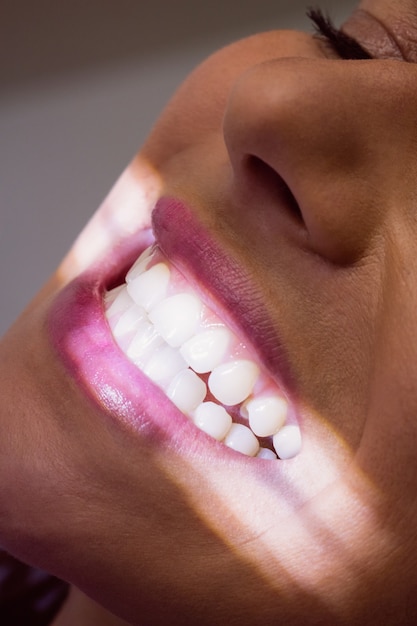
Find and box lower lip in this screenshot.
[47,197,296,462]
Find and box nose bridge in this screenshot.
[224,58,367,172]
[223,57,417,263]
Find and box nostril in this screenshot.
[245,155,304,224]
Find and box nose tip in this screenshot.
[223,57,399,264]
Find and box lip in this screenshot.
[47,196,297,460]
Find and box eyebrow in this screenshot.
[306,7,374,60]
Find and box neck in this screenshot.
[51,585,132,626]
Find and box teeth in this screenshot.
[256,447,278,460]
[126,263,170,312]
[180,327,231,373]
[148,293,202,348]
[192,402,232,441]
[125,320,165,366]
[166,369,207,413]
[105,245,302,461]
[112,303,147,339]
[106,286,135,319]
[126,247,154,282]
[104,284,124,308]
[208,360,259,406]
[143,345,187,386]
[273,425,302,460]
[223,423,259,457]
[242,394,288,438]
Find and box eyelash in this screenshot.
[306,7,373,60]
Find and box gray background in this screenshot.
[1,0,356,335]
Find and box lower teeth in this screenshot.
[104,245,302,460]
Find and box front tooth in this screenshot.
[166,369,207,413]
[273,425,302,460]
[148,293,202,348]
[192,402,232,441]
[126,320,164,365]
[111,303,147,339]
[208,360,259,406]
[126,263,170,312]
[223,423,259,457]
[180,327,231,373]
[143,345,187,385]
[242,395,288,438]
[106,286,135,319]
[126,246,154,282]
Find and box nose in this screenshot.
[223,57,417,264]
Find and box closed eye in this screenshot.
[307,7,374,61]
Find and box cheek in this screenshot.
[142,61,238,166]
[249,247,379,450]
[355,238,417,496]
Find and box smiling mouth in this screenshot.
[49,195,302,462]
[104,242,302,461]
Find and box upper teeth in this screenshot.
[104,245,302,460]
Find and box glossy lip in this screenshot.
[47,196,298,460]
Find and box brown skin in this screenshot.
[2,1,417,624]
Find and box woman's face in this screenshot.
[2,0,417,623]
